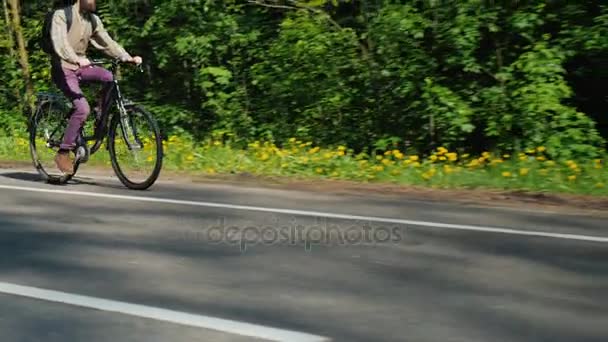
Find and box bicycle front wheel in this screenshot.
[108,105,163,190]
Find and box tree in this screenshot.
[6,0,34,114]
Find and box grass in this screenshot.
[2,133,607,196]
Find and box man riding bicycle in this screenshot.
[47,0,142,174]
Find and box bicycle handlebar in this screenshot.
[88,58,144,72]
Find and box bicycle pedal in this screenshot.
[75,146,89,164]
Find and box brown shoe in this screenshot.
[55,152,74,175]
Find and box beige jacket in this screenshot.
[50,1,131,70]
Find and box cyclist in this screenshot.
[48,0,142,174]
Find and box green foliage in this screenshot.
[1,0,606,160]
[251,12,366,147]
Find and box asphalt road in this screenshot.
[0,168,607,342]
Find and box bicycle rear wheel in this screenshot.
[108,105,163,190]
[29,102,79,184]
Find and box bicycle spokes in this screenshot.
[30,103,69,178]
[110,106,161,186]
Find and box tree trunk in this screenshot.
[7,0,35,115]
[2,0,15,57]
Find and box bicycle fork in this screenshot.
[117,100,143,151]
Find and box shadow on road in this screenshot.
[1,186,608,342]
[0,171,124,190]
[0,172,44,183]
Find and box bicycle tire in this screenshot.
[108,105,163,190]
[29,102,79,184]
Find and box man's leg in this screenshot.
[51,67,91,174]
[78,66,114,118]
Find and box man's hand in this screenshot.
[129,56,143,65]
[77,58,91,68]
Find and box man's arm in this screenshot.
[50,10,81,65]
[89,15,132,62]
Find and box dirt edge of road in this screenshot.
[185,172,608,215]
[2,160,607,217]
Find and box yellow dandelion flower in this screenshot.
[288,137,296,143]
[519,168,529,176]
[315,167,323,174]
[409,155,419,161]
[186,154,195,162]
[482,151,491,159]
[536,156,546,161]
[338,150,345,157]
[462,153,470,158]
[412,162,421,168]
[376,155,383,161]
[331,171,339,177]
[384,150,392,156]
[430,155,438,162]
[446,152,458,161]
[338,145,347,151]
[536,146,546,153]
[308,147,320,154]
[566,160,575,166]
[146,156,154,162]
[569,163,578,170]
[382,158,392,166]
[502,171,512,177]
[213,140,222,146]
[519,156,527,162]
[323,152,333,159]
[437,147,448,155]
[525,148,535,154]
[439,156,447,161]
[568,175,576,181]
[394,151,404,159]
[468,159,480,168]
[207,168,216,174]
[259,152,270,161]
[374,165,385,172]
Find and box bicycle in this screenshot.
[28,58,163,190]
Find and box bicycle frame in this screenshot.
[84,59,144,154]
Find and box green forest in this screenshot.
[1,0,607,161]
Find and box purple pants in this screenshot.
[51,66,113,150]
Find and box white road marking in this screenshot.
[0,282,329,342]
[0,184,607,243]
